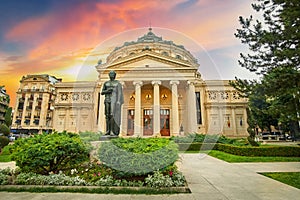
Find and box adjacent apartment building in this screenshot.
[0,86,10,125]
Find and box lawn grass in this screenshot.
[181,150,300,162]
[261,172,300,189]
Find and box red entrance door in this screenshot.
[143,109,153,136]
[160,109,170,136]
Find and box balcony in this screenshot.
[24,119,30,125]
[37,97,43,101]
[26,106,32,110]
[19,97,25,102]
[33,119,39,125]
[17,106,24,110]
[28,98,34,102]
[35,106,41,110]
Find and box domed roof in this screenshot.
[100,28,199,69]
[113,28,186,51]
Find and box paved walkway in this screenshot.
[0,154,299,200]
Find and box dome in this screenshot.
[104,28,198,66]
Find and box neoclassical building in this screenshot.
[12,29,248,137]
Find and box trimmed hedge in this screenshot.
[99,138,179,176]
[216,144,300,157]
[177,143,300,157]
[177,143,217,151]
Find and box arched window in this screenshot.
[176,55,182,60]
[162,51,169,56]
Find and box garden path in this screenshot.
[0,153,299,199]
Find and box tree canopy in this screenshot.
[233,0,300,138]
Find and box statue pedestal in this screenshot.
[99,135,118,141]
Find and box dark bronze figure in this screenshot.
[101,71,124,136]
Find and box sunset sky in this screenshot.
[0,0,259,107]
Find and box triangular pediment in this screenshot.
[105,51,197,71]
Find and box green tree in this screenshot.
[234,0,300,138]
[0,124,10,136]
[4,107,12,127]
[11,132,89,175]
[231,79,278,133]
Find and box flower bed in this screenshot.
[0,134,190,194]
[0,167,190,194]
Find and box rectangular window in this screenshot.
[195,92,202,124]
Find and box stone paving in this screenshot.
[0,153,299,200]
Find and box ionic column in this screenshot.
[170,80,180,136]
[98,83,105,133]
[133,81,143,136]
[218,106,224,134]
[243,106,248,135]
[187,81,197,133]
[119,81,126,136]
[152,81,161,136]
[231,106,237,135]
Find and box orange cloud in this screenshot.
[1,0,254,107]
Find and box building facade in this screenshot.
[11,75,60,134]
[0,86,10,125]
[12,29,248,137]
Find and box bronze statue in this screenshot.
[101,71,124,136]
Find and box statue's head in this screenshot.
[109,70,116,80]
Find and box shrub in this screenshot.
[145,170,173,188]
[171,134,246,146]
[15,172,87,186]
[0,136,9,149]
[247,136,260,146]
[11,132,89,175]
[177,143,217,151]
[99,138,179,176]
[1,144,13,155]
[94,175,115,186]
[170,171,186,187]
[79,131,102,142]
[216,144,300,157]
[64,161,114,183]
[0,173,8,185]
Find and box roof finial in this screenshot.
[149,20,152,32]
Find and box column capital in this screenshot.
[151,80,161,86]
[187,80,195,86]
[170,80,180,86]
[133,81,143,87]
[119,81,126,87]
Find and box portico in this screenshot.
[97,79,184,137]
